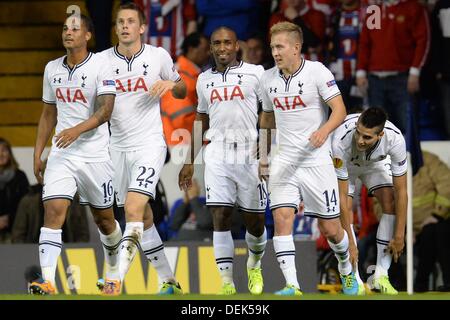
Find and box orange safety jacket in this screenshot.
[161,55,200,145]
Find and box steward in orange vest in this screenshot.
[161,33,210,145]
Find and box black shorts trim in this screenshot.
[270,203,298,212]
[42,195,73,202]
[368,184,393,195]
[304,211,340,219]
[80,202,113,210]
[128,189,155,200]
[238,206,266,214]
[206,202,235,208]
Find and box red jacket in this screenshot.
[357,0,430,74]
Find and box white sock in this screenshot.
[213,231,234,285]
[141,224,175,283]
[39,227,62,284]
[273,235,299,288]
[350,224,364,285]
[118,222,143,281]
[327,230,352,276]
[246,228,267,269]
[375,214,395,278]
[98,220,122,280]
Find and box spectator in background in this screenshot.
[136,0,198,58]
[328,0,365,112]
[161,32,210,146]
[168,178,213,241]
[150,180,171,241]
[241,34,274,70]
[0,138,29,243]
[356,0,430,133]
[269,0,326,60]
[168,179,245,241]
[429,0,450,139]
[413,151,450,292]
[196,0,262,41]
[12,186,90,243]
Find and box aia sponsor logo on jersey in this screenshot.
[116,77,148,92]
[273,96,306,110]
[55,88,87,103]
[210,86,244,104]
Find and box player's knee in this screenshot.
[245,215,265,236]
[318,220,340,241]
[43,205,66,228]
[124,203,146,220]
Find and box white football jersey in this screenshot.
[100,44,181,151]
[332,113,408,178]
[260,59,341,166]
[197,61,265,144]
[42,52,116,162]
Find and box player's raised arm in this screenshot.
[34,103,57,184]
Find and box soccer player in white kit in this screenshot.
[97,3,187,295]
[332,107,407,295]
[178,27,268,295]
[31,14,122,295]
[259,22,358,295]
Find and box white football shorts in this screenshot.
[268,160,340,219]
[43,155,114,209]
[344,158,393,197]
[204,142,266,213]
[110,145,167,206]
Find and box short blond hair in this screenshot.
[270,21,303,44]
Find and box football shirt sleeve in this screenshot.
[158,47,181,82]
[42,63,56,104]
[254,65,265,104]
[260,72,273,112]
[196,75,208,114]
[315,62,341,102]
[390,134,408,176]
[96,58,116,96]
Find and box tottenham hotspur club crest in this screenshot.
[298,81,303,94]
[237,74,243,84]
[143,63,148,75]
[81,74,87,87]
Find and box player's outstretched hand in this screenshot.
[309,127,329,148]
[149,80,176,97]
[55,127,81,149]
[178,164,194,191]
[258,161,269,181]
[385,237,404,263]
